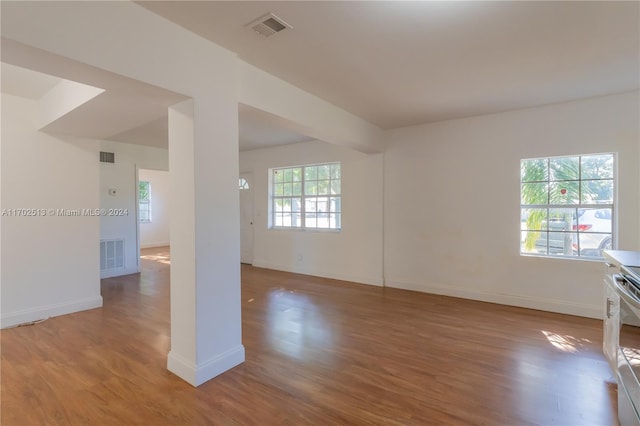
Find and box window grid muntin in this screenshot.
[520,153,614,259]
[271,163,341,230]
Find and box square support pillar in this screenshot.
[167,98,244,386]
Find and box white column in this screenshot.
[167,98,244,386]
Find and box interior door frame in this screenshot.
[135,165,141,273]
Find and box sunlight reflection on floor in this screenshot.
[267,288,333,360]
[622,347,640,367]
[541,330,592,353]
[140,254,171,265]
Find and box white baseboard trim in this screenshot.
[251,259,383,287]
[101,266,138,279]
[1,296,104,329]
[140,242,170,249]
[385,279,602,319]
[167,344,245,387]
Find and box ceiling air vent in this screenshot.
[247,13,292,38]
[100,151,115,163]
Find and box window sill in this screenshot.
[520,253,605,263]
[269,227,341,233]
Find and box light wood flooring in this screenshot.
[1,247,617,425]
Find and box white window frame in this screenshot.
[269,162,341,231]
[139,181,151,223]
[520,153,615,260]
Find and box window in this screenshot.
[139,181,151,223]
[270,162,341,230]
[239,178,250,190]
[520,153,614,259]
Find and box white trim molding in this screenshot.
[1,296,103,329]
[385,279,602,320]
[252,259,383,287]
[167,345,245,387]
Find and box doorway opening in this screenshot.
[138,168,170,253]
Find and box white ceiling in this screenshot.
[1,62,309,150]
[107,105,313,150]
[141,1,640,128]
[1,58,311,150]
[1,62,61,99]
[2,2,638,150]
[238,104,312,151]
[1,51,186,148]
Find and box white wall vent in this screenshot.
[100,151,115,163]
[247,13,292,37]
[100,239,124,272]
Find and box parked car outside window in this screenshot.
[531,208,612,257]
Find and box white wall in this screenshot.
[384,91,640,319]
[139,168,170,249]
[1,93,102,327]
[99,140,168,277]
[240,140,384,286]
[2,0,246,386]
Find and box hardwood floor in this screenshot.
[1,247,617,425]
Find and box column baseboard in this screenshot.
[167,345,245,386]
